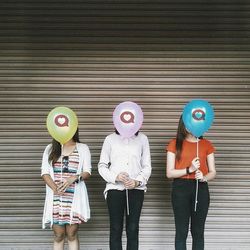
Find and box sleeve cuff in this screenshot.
[135,175,146,186]
[41,169,50,176]
[110,172,117,184]
[83,169,92,175]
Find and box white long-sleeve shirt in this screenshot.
[98,132,151,198]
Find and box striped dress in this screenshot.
[53,149,85,225]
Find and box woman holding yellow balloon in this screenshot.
[41,107,91,250]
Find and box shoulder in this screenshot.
[43,144,52,154]
[104,133,118,143]
[45,143,52,149]
[137,132,150,144]
[138,132,148,140]
[200,138,216,153]
[166,138,176,152]
[168,138,176,146]
[76,143,90,152]
[201,138,214,146]
[106,132,116,139]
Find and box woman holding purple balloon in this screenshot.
[166,100,216,250]
[98,101,152,250]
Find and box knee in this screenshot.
[175,227,189,240]
[126,223,139,235]
[110,223,123,234]
[67,231,78,242]
[54,232,65,243]
[191,228,204,239]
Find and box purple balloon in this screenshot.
[113,101,144,138]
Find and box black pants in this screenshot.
[107,189,144,250]
[172,179,210,250]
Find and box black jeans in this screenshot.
[172,179,210,250]
[107,189,144,250]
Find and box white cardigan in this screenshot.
[41,143,91,229]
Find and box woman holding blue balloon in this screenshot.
[166,100,216,250]
[98,101,151,250]
[41,107,91,250]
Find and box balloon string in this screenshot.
[196,137,199,157]
[194,137,199,212]
[61,144,63,182]
[60,144,63,215]
[126,189,130,216]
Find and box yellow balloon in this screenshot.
[46,107,78,144]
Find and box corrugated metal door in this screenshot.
[0,1,250,249]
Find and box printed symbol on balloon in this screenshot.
[192,109,205,121]
[54,114,69,127]
[120,111,135,124]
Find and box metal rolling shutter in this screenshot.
[0,1,249,249]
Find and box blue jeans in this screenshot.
[107,189,144,250]
[172,179,210,250]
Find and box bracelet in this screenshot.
[78,175,82,182]
[186,167,190,175]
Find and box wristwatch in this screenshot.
[137,181,142,187]
[75,174,82,183]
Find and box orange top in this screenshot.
[166,138,215,179]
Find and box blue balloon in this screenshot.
[182,99,214,138]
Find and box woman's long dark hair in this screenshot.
[48,128,80,165]
[175,115,188,161]
[175,115,203,161]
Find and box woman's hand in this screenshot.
[52,184,63,196]
[116,172,129,183]
[124,179,137,189]
[57,176,77,193]
[189,157,200,173]
[195,170,204,181]
[116,172,138,189]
